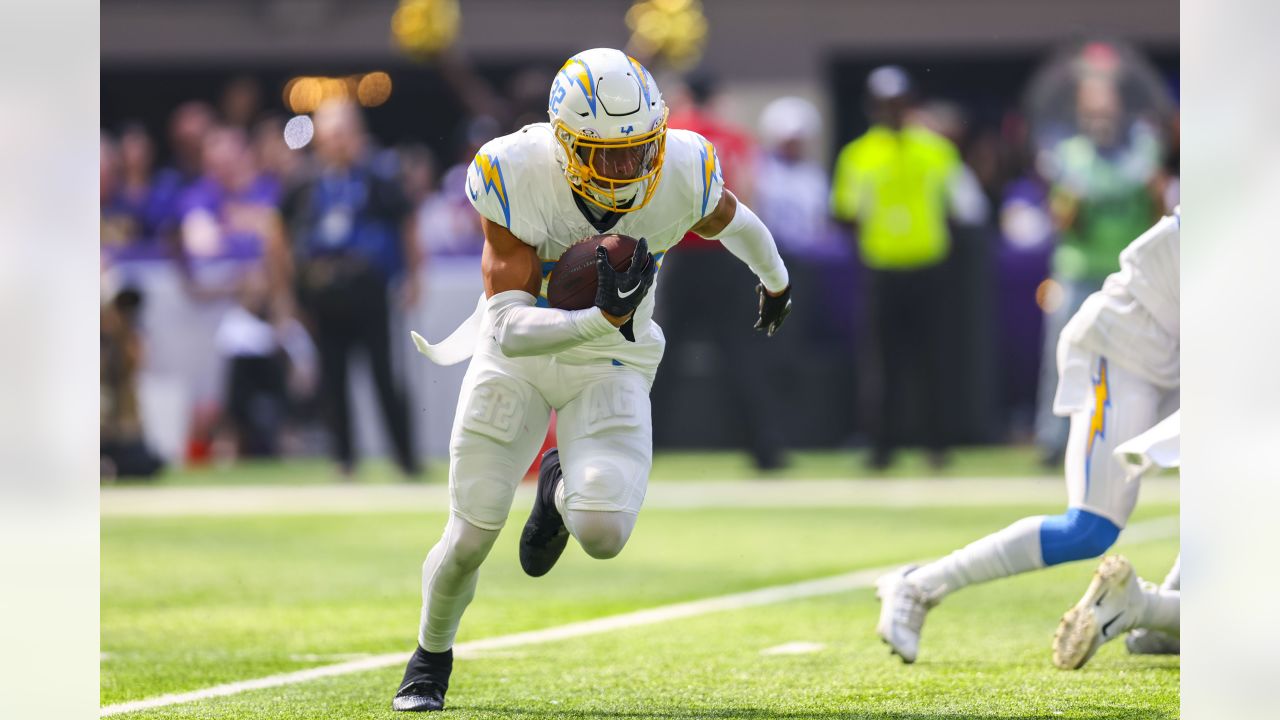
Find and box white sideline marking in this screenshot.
[99,516,1178,717]
[286,653,372,663]
[761,641,826,656]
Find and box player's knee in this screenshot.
[571,456,642,506]
[567,510,634,559]
[448,534,494,572]
[431,518,499,575]
[579,529,627,559]
[1039,508,1120,565]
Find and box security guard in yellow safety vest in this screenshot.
[830,65,964,470]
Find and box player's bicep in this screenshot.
[480,217,541,298]
[690,188,738,238]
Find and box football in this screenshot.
[545,233,640,310]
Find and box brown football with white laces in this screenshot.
[545,233,640,310]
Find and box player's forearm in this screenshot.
[487,290,616,357]
[708,202,790,293]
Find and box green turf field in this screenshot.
[102,456,1179,719]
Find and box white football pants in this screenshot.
[1059,354,1180,528]
[417,338,655,651]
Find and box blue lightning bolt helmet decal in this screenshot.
[559,56,598,117]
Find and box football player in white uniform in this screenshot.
[876,209,1180,664]
[392,48,792,711]
[1052,410,1181,670]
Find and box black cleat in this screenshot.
[519,448,570,577]
[392,646,452,712]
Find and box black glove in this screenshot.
[754,284,792,337]
[595,237,656,341]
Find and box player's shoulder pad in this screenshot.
[464,125,554,229]
[666,128,724,220]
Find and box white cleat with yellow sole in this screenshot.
[1052,555,1144,670]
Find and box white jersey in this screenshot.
[465,123,725,370]
[1056,210,1180,411]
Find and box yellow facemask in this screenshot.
[553,108,668,213]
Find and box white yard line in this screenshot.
[100,477,1179,516]
[286,653,373,663]
[99,515,1178,717]
[760,641,826,655]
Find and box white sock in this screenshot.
[1137,584,1180,635]
[909,516,1047,598]
[417,514,500,652]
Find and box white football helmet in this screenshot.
[548,48,667,213]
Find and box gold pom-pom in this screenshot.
[392,0,461,59]
[626,0,707,72]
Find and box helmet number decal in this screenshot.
[549,81,567,114]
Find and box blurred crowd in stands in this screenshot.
[100,42,1179,479]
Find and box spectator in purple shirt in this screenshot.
[101,133,140,249]
[116,123,170,239]
[103,124,176,250]
[177,126,282,290]
[149,101,216,243]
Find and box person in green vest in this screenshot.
[830,66,965,470]
[1034,75,1162,466]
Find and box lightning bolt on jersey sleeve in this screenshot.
[688,132,726,224]
[465,147,514,229]
[682,131,787,292]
